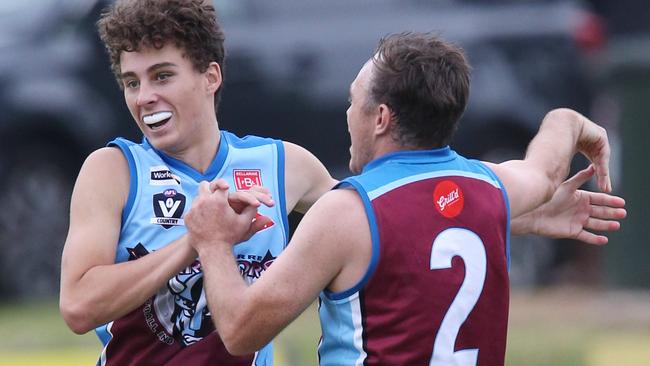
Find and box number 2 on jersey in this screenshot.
[429,228,487,366]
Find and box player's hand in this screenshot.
[511,165,626,244]
[209,180,275,212]
[576,115,611,192]
[228,185,275,214]
[186,180,265,250]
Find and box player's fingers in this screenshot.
[575,230,609,246]
[239,203,260,224]
[198,181,212,196]
[249,185,271,195]
[249,190,274,208]
[588,192,626,208]
[247,185,274,207]
[209,178,230,192]
[596,171,612,193]
[585,217,621,232]
[590,205,628,220]
[229,191,261,209]
[593,146,611,193]
[564,165,595,191]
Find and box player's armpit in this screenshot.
[283,141,339,214]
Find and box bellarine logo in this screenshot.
[234,169,262,191]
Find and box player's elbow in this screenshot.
[217,305,265,355]
[220,325,261,356]
[223,339,258,356]
[59,297,96,334]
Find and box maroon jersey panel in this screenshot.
[103,298,255,366]
[361,176,509,366]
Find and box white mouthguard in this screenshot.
[143,112,172,125]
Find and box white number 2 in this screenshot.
[429,228,487,366]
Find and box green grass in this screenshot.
[1,289,649,365]
[0,301,100,365]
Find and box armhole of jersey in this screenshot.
[274,140,290,241]
[108,138,138,228]
[323,179,381,300]
[474,160,512,271]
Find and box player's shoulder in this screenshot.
[282,140,312,158]
[307,188,364,222]
[76,147,129,189]
[282,140,328,172]
[83,146,128,170]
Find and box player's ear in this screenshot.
[375,103,393,136]
[205,62,222,94]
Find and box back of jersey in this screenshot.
[319,148,510,366]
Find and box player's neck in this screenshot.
[165,119,221,174]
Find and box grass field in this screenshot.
[1,288,648,365]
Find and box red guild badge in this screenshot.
[234,169,263,191]
[433,180,464,218]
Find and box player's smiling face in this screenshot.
[346,60,377,174]
[119,43,220,154]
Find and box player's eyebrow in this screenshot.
[119,62,178,80]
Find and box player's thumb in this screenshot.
[239,204,259,225]
[565,165,595,191]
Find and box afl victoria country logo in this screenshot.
[151,189,186,229]
[433,180,464,218]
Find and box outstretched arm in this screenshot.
[511,165,626,244]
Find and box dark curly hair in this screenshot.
[369,32,471,149]
[97,0,226,108]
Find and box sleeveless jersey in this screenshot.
[95,130,289,366]
[318,147,510,366]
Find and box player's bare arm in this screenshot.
[283,141,339,213]
[186,185,365,355]
[59,147,197,334]
[486,108,610,218]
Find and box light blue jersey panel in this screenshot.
[96,130,288,366]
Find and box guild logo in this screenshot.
[150,166,180,186]
[151,189,186,229]
[433,180,464,218]
[233,169,262,191]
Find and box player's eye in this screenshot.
[124,79,139,89]
[156,72,173,82]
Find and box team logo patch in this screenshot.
[237,250,276,285]
[233,169,262,191]
[127,243,150,260]
[150,166,181,186]
[433,180,464,218]
[151,189,186,229]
